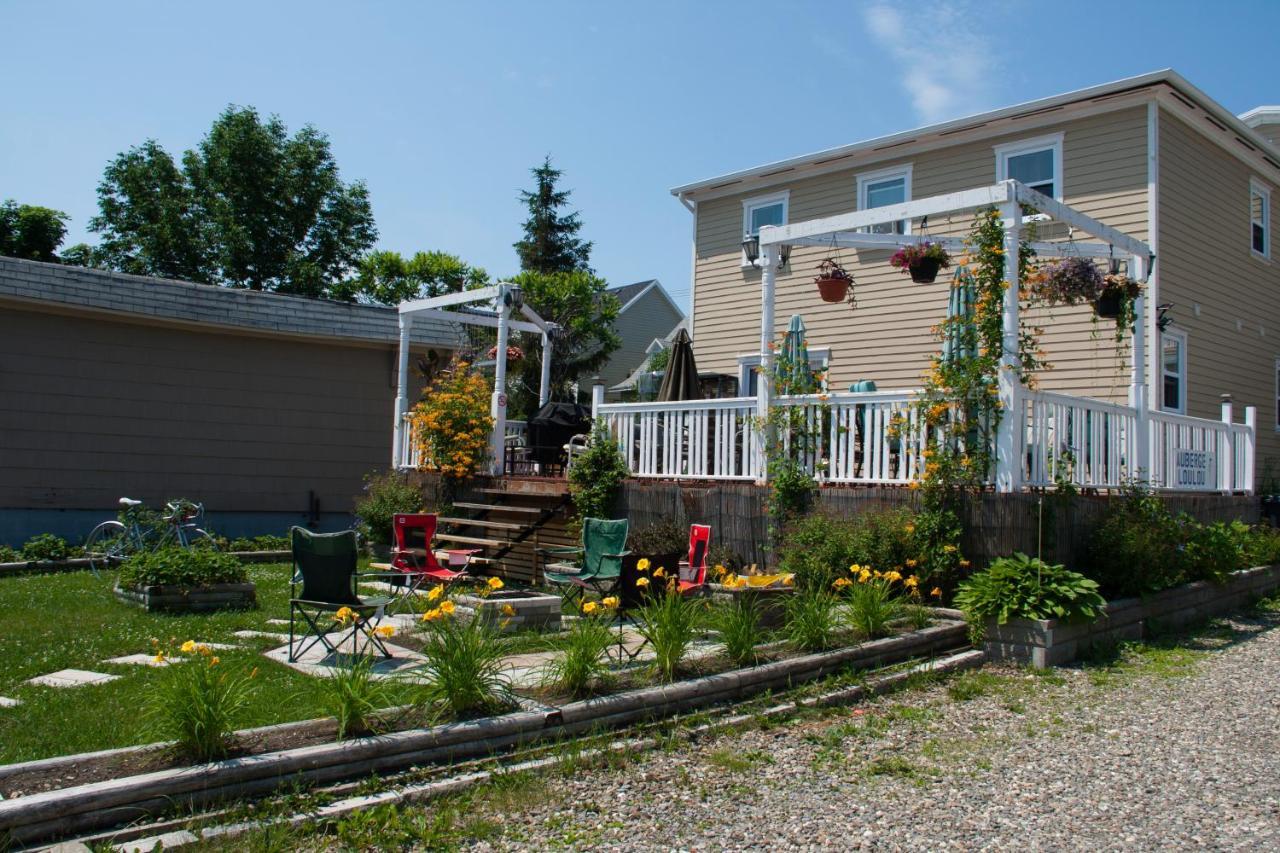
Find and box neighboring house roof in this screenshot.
[608,279,685,317]
[1240,106,1280,127]
[671,69,1280,200]
[0,256,459,349]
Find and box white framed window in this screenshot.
[1251,179,1270,259]
[741,191,789,266]
[995,133,1064,201]
[1274,357,1280,431]
[1161,328,1187,415]
[856,164,912,234]
[737,347,829,396]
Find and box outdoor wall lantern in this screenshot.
[503,286,524,310]
[741,235,791,269]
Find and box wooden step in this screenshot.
[479,487,568,500]
[434,533,508,548]
[438,517,529,532]
[452,502,544,516]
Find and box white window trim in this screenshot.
[741,190,790,267]
[1161,327,1188,415]
[994,132,1065,203]
[856,164,913,235]
[737,346,830,393]
[1250,178,1271,261]
[1274,356,1280,432]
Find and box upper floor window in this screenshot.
[1251,179,1270,259]
[741,191,789,265]
[1161,328,1187,415]
[995,133,1064,201]
[857,165,912,234]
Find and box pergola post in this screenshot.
[491,288,512,476]
[756,245,780,483]
[539,330,553,408]
[994,202,1022,493]
[1130,254,1149,483]
[392,314,414,469]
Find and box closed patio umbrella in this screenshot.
[656,328,701,401]
[778,314,816,395]
[941,270,978,364]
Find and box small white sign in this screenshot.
[497,392,507,409]
[1174,449,1211,488]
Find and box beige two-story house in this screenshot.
[671,70,1280,485]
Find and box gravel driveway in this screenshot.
[464,606,1280,851]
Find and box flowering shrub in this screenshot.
[889,241,952,274]
[149,640,254,760]
[411,359,494,480]
[414,579,515,719]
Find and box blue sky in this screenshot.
[3,1,1276,312]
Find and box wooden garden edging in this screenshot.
[0,620,967,845]
[983,563,1280,667]
[0,551,289,579]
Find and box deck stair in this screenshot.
[435,482,572,582]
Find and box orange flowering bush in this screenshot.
[411,359,494,480]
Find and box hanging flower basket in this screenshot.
[486,344,525,363]
[813,258,853,303]
[1094,273,1141,320]
[1033,257,1104,307]
[889,242,951,284]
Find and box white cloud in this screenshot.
[863,1,1002,125]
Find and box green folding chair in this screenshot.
[288,527,393,663]
[539,518,629,606]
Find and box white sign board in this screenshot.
[1174,448,1212,489]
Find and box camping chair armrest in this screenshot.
[537,545,583,558]
[602,550,632,560]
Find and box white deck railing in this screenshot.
[400,415,526,472]
[596,388,1256,494]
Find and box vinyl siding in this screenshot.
[1157,109,1280,480]
[598,289,685,389]
[0,306,408,515]
[691,107,1150,401]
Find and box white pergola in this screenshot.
[392,283,556,474]
[755,179,1155,493]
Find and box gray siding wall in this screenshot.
[598,290,684,389]
[0,306,400,533]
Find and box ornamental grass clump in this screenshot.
[784,588,841,652]
[841,565,909,639]
[415,598,513,720]
[149,641,254,761]
[955,552,1105,625]
[323,654,397,740]
[542,598,619,697]
[710,596,763,667]
[635,586,703,682]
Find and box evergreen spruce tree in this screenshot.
[514,156,592,273]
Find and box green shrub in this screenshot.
[844,577,905,639]
[21,533,70,561]
[784,588,842,651]
[414,612,513,719]
[567,421,628,525]
[0,544,20,563]
[711,597,763,667]
[541,614,615,698]
[778,509,920,593]
[1240,522,1280,568]
[635,588,703,682]
[955,553,1105,625]
[628,520,687,555]
[149,643,253,761]
[1086,487,1186,597]
[1185,520,1246,584]
[118,548,248,588]
[227,534,290,552]
[355,471,424,548]
[322,655,396,740]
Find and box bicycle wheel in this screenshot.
[85,521,131,577]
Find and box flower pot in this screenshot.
[1093,289,1123,319]
[908,258,941,284]
[815,276,850,303]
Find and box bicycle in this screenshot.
[84,497,219,576]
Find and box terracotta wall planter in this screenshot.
[113,582,257,613]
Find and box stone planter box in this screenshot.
[113,582,257,613]
[707,582,794,628]
[983,564,1280,667]
[454,589,561,633]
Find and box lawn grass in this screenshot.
[0,563,417,765]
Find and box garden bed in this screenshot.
[114,581,257,612]
[983,564,1280,667]
[0,619,967,845]
[0,550,290,578]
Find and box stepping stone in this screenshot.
[28,669,120,688]
[103,653,176,668]
[234,630,290,642]
[0,696,19,708]
[264,639,424,680]
[266,618,291,626]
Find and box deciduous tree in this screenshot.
[0,200,70,262]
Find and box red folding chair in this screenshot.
[367,514,468,611]
[677,524,711,596]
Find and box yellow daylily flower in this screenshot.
[153,653,166,665]
[427,585,444,602]
[635,576,650,588]
[500,604,516,617]
[602,596,620,609]
[636,558,651,572]
[582,601,599,615]
[653,567,667,579]
[439,600,456,615]
[180,640,197,654]
[930,587,943,599]
[487,576,504,591]
[422,608,441,622]
[374,625,396,638]
[832,577,852,589]
[904,576,919,589]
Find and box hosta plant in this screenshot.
[954,553,1105,625]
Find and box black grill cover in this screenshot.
[526,402,592,464]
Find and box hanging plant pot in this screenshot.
[1093,288,1123,319]
[909,258,941,284]
[815,276,850,303]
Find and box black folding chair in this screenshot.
[288,527,393,663]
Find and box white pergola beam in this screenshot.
[403,307,542,334]
[518,303,550,332]
[399,285,503,315]
[784,231,1120,259]
[1012,184,1151,261]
